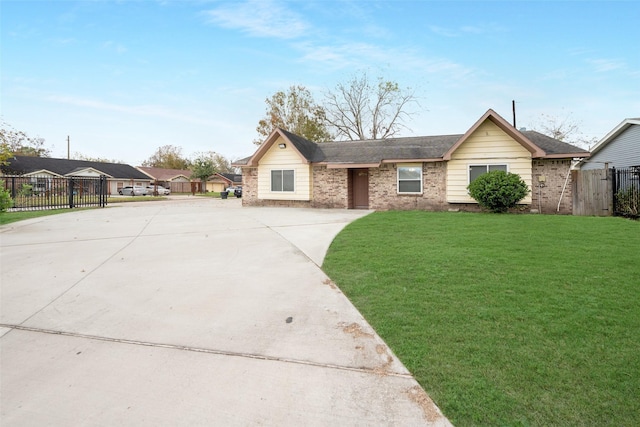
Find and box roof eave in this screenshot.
[381,158,443,164]
[23,169,63,177]
[539,152,591,159]
[587,118,640,157]
[324,162,381,169]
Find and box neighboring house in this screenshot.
[137,166,194,193]
[234,109,590,214]
[2,156,151,195]
[205,173,232,193]
[136,167,243,193]
[576,118,640,170]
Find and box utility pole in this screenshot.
[67,136,70,159]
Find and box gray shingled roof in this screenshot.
[312,135,462,164]
[233,126,589,167]
[521,131,589,155]
[2,156,151,180]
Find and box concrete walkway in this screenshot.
[0,197,451,426]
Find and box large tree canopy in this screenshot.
[141,145,191,169]
[0,121,51,162]
[209,152,235,174]
[254,85,332,145]
[190,151,217,192]
[323,71,418,141]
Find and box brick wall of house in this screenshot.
[243,159,575,214]
[311,166,349,208]
[241,168,259,206]
[368,163,449,211]
[241,167,313,207]
[531,159,573,214]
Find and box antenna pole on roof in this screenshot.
[67,136,70,159]
[512,100,516,128]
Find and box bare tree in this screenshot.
[531,112,598,149]
[323,71,418,141]
[254,85,332,145]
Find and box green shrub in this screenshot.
[0,181,13,212]
[467,170,529,213]
[18,183,33,197]
[615,185,639,217]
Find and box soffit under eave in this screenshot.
[538,153,591,160]
[442,109,545,160]
[323,162,382,169]
[381,158,443,164]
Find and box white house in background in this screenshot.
[578,118,640,170]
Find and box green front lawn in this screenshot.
[323,211,639,426]
[0,208,92,225]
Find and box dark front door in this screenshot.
[350,168,369,209]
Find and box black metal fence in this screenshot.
[1,174,108,211]
[612,167,640,218]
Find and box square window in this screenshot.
[397,165,422,194]
[469,164,508,183]
[271,169,294,192]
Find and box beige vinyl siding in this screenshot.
[447,121,533,203]
[258,136,312,200]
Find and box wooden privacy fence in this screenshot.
[572,169,612,216]
[573,167,640,217]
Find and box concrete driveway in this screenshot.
[0,197,451,426]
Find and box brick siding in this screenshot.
[242,159,575,214]
[311,166,349,208]
[531,159,574,214]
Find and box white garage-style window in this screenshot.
[397,164,422,194]
[469,164,508,183]
[271,169,295,192]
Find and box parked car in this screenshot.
[146,185,170,195]
[118,186,148,196]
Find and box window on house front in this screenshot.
[469,164,508,183]
[397,165,422,194]
[271,169,295,192]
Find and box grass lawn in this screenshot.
[323,211,639,426]
[0,208,93,225]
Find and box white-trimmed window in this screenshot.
[271,169,295,192]
[397,164,422,194]
[469,164,508,183]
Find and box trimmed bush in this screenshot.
[467,170,529,213]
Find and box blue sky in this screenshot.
[2,0,639,165]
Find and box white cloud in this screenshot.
[586,58,625,73]
[294,40,475,83]
[429,23,505,37]
[46,94,221,127]
[202,0,308,39]
[102,40,127,54]
[428,25,459,38]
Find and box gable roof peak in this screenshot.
[442,108,545,160]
